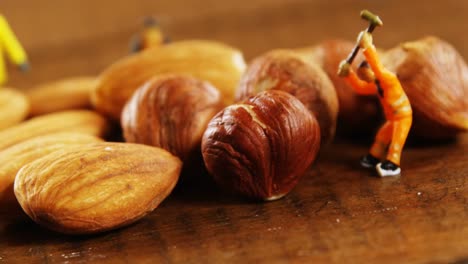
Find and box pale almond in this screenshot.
[0,88,29,130]
[14,142,182,234]
[27,77,97,116]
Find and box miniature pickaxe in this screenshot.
[338,10,383,76]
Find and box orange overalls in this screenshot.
[131,26,165,53]
[344,44,412,166]
[140,26,165,50]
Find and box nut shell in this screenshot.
[93,40,246,121]
[0,110,110,151]
[122,75,223,162]
[383,36,468,139]
[0,88,30,131]
[14,142,182,234]
[202,90,320,201]
[0,133,102,212]
[236,50,337,144]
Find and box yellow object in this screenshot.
[130,24,166,53]
[0,15,28,85]
[141,26,165,50]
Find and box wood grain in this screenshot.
[0,0,467,263]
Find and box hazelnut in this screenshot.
[236,49,338,144]
[122,75,223,162]
[202,90,320,201]
[297,40,382,136]
[383,36,468,139]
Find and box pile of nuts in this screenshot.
[0,36,467,235]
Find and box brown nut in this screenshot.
[0,110,110,151]
[202,90,320,201]
[383,36,468,139]
[27,76,97,116]
[236,49,338,144]
[297,40,382,135]
[0,88,29,131]
[0,132,102,213]
[122,75,223,162]
[93,40,246,121]
[14,142,182,235]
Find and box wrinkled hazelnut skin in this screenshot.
[236,50,338,144]
[383,36,468,139]
[202,90,320,201]
[122,75,223,162]
[297,40,382,136]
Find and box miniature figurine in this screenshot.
[0,14,29,86]
[338,10,413,177]
[129,16,169,53]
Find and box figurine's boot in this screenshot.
[376,160,400,177]
[360,154,380,168]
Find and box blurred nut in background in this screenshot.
[27,76,97,116]
[297,39,382,136]
[122,75,223,162]
[383,36,468,139]
[93,40,246,121]
[0,88,29,131]
[236,50,338,144]
[14,142,182,235]
[202,90,320,201]
[0,110,110,151]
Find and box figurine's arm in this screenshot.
[0,15,28,67]
[129,35,142,53]
[344,70,377,95]
[358,32,393,80]
[362,45,392,80]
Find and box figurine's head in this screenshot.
[357,61,375,83]
[143,16,159,28]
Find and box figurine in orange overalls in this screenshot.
[338,31,412,177]
[129,17,169,53]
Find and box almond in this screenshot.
[27,77,97,116]
[93,40,246,121]
[0,88,29,130]
[14,142,182,234]
[0,110,110,151]
[0,133,102,212]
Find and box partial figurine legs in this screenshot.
[376,116,412,177]
[360,121,392,168]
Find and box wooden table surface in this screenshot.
[0,1,467,263]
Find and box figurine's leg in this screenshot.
[376,116,412,177]
[360,121,392,168]
[386,116,412,166]
[369,121,393,159]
